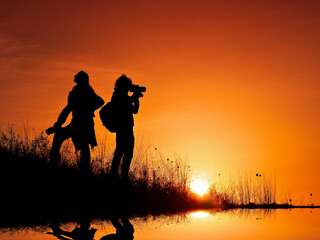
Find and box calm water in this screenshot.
[1,208,319,240]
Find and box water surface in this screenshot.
[0,208,319,240]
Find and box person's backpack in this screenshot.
[99,102,117,133]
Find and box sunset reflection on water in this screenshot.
[190,210,210,219]
[0,209,319,240]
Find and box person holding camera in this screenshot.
[109,74,145,181]
[46,71,104,176]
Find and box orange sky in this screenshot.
[1,0,320,203]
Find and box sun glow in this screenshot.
[190,178,210,196]
[190,211,210,219]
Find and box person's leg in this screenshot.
[80,144,91,178]
[121,131,134,181]
[49,126,72,167]
[121,217,134,233]
[110,132,124,177]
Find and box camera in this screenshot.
[130,84,146,98]
[130,84,146,93]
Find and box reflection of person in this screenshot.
[47,219,97,240]
[47,217,134,240]
[110,75,142,181]
[47,71,104,176]
[100,217,135,240]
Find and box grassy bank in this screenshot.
[0,125,214,225]
[0,124,309,226]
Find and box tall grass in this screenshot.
[0,124,285,212]
[0,124,50,159]
[210,172,278,206]
[130,150,191,194]
[87,131,192,196]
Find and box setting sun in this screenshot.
[190,178,210,196]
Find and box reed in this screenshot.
[0,123,50,159]
[0,124,197,215]
[210,171,278,207]
[0,123,284,215]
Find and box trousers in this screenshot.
[110,130,134,179]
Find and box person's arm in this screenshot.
[46,91,73,135]
[55,90,73,127]
[132,99,139,114]
[54,105,72,127]
[131,93,140,114]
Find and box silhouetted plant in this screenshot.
[211,171,278,207]
[1,124,285,214]
[0,124,50,159]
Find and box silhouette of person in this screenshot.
[110,75,142,181]
[47,217,134,240]
[47,71,104,176]
[48,218,97,240]
[100,217,135,240]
